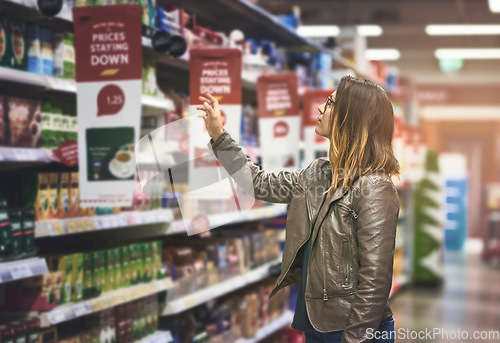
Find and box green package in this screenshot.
[113,247,122,290]
[72,253,84,301]
[129,244,138,285]
[104,249,115,293]
[85,127,135,182]
[120,246,130,287]
[8,19,27,70]
[63,255,73,303]
[0,16,12,67]
[83,253,93,299]
[62,32,75,79]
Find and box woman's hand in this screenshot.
[197,93,224,141]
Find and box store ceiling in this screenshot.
[261,0,500,84]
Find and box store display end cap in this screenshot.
[37,0,63,17]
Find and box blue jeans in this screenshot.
[304,316,395,343]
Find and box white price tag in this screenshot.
[9,264,33,280]
[118,215,130,226]
[132,213,144,225]
[144,214,156,224]
[12,148,37,161]
[93,217,102,230]
[48,311,66,324]
[73,302,92,317]
[110,216,121,228]
[101,216,112,228]
[155,280,166,292]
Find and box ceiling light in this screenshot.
[488,0,500,12]
[365,49,400,60]
[426,25,500,35]
[435,48,500,59]
[297,25,340,37]
[357,25,383,36]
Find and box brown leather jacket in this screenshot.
[211,131,399,343]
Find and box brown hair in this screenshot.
[327,76,400,191]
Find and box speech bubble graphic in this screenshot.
[273,120,289,138]
[135,116,256,236]
[97,84,125,117]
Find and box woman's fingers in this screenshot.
[198,96,209,103]
[205,94,219,108]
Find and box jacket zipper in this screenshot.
[277,183,312,286]
[322,220,328,300]
[342,240,350,286]
[336,203,359,219]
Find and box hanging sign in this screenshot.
[73,5,142,207]
[303,90,331,164]
[257,73,300,171]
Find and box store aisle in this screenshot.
[390,241,500,342]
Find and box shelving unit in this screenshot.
[0,257,49,284]
[35,203,287,238]
[41,277,174,327]
[234,310,294,343]
[0,0,416,340]
[162,257,282,316]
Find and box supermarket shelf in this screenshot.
[139,331,174,343]
[40,277,174,327]
[165,0,324,52]
[170,204,288,234]
[0,257,49,284]
[35,204,287,238]
[234,310,294,343]
[35,209,175,238]
[0,67,175,112]
[161,257,282,316]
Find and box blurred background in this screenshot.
[0,0,499,342]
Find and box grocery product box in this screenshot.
[0,272,60,311]
[72,253,84,302]
[3,97,42,147]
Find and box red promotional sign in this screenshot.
[53,140,79,167]
[273,121,289,138]
[189,49,242,104]
[97,84,125,116]
[257,73,299,118]
[73,5,142,82]
[303,89,332,126]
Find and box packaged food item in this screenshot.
[72,253,84,301]
[0,325,15,343]
[142,58,157,96]
[47,173,59,219]
[8,208,23,258]
[91,251,102,297]
[21,208,35,255]
[104,249,115,292]
[26,318,41,343]
[53,32,64,77]
[0,95,4,144]
[62,32,75,79]
[0,16,11,67]
[57,173,70,218]
[68,172,81,217]
[0,199,12,259]
[48,255,73,304]
[5,97,42,147]
[26,24,42,74]
[8,19,27,70]
[41,28,54,76]
[83,253,93,299]
[35,173,49,221]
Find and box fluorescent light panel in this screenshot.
[297,25,339,37]
[297,25,382,37]
[357,25,383,36]
[426,24,500,35]
[365,49,400,60]
[488,0,500,12]
[435,48,500,59]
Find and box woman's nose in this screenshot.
[318,103,325,113]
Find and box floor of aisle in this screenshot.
[390,241,500,342]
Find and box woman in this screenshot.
[197,76,400,343]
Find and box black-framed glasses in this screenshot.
[324,96,335,113]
